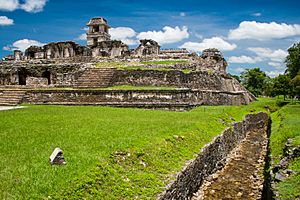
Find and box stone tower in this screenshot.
[86,17,111,46]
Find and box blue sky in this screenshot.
[1,0,300,77]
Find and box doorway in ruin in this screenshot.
[42,70,51,85]
[18,68,27,85]
[94,26,99,32]
[93,38,98,45]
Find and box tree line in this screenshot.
[231,43,300,100]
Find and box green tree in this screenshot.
[286,43,300,79]
[262,76,274,97]
[240,68,267,96]
[272,74,291,100]
[291,72,300,98]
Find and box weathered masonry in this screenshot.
[0,16,256,108]
[159,112,271,199]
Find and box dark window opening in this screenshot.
[27,51,35,59]
[18,69,27,85]
[42,71,51,84]
[93,26,99,32]
[93,38,98,45]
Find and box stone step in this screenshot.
[77,78,112,81]
[80,71,114,74]
[0,103,17,106]
[77,79,112,83]
[0,93,26,96]
[77,77,113,80]
[0,101,20,104]
[0,90,26,105]
[0,97,22,100]
[0,99,20,102]
[78,74,114,78]
[0,91,26,94]
[82,69,114,71]
[84,72,114,74]
[0,101,18,103]
[78,76,113,78]
[77,85,109,87]
[75,68,115,88]
[0,99,19,101]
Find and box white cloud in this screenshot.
[266,70,285,78]
[228,21,300,40]
[228,55,262,64]
[0,0,47,13]
[248,47,288,62]
[0,0,19,11]
[180,12,186,17]
[252,13,262,17]
[195,33,203,39]
[77,33,86,41]
[2,46,11,51]
[0,16,14,26]
[137,26,189,45]
[179,37,237,52]
[268,62,284,69]
[109,27,138,45]
[20,0,48,13]
[234,67,246,73]
[3,39,45,52]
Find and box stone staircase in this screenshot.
[0,90,26,106]
[76,68,116,88]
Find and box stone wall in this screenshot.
[22,89,252,107]
[26,77,48,87]
[24,41,91,60]
[92,40,130,57]
[111,69,249,92]
[158,112,270,199]
[0,61,89,87]
[134,39,160,56]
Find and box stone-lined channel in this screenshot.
[159,112,271,200]
[192,123,269,199]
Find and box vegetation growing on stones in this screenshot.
[270,103,300,199]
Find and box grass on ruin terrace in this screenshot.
[0,98,287,199]
[25,85,181,91]
[95,59,188,68]
[95,59,190,70]
[95,59,193,73]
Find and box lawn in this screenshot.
[0,98,277,199]
[270,102,300,199]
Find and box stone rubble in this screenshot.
[49,147,66,165]
[271,138,300,197]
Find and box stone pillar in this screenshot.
[14,50,23,61]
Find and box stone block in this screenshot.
[49,147,66,165]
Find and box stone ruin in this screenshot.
[49,147,66,165]
[24,41,91,60]
[134,39,160,56]
[0,16,256,108]
[3,16,189,61]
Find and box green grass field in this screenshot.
[270,102,300,199]
[0,98,286,199]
